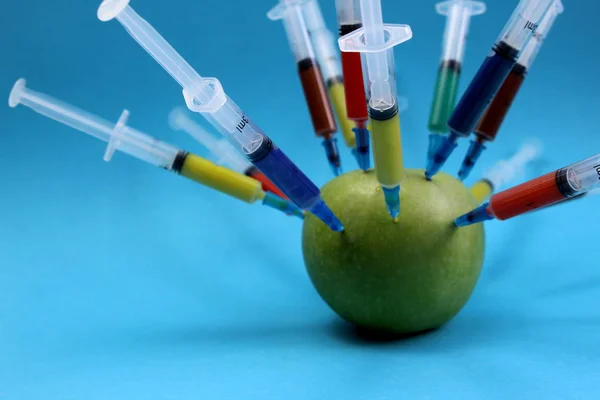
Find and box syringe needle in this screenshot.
[98,0,343,232]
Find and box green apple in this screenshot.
[302,169,485,335]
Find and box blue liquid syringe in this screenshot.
[426,0,555,180]
[97,0,343,232]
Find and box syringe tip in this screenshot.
[425,133,460,180]
[97,0,130,22]
[353,149,370,172]
[458,140,487,181]
[309,200,344,232]
[382,186,400,219]
[352,127,371,172]
[454,203,493,227]
[331,164,343,177]
[322,137,342,178]
[427,133,444,165]
[8,78,26,108]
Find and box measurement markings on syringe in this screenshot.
[236,115,250,134]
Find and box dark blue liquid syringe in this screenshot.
[425,0,555,180]
[97,0,344,231]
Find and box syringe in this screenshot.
[456,152,600,227]
[469,138,543,204]
[427,0,486,164]
[426,0,555,180]
[302,0,360,170]
[339,0,412,219]
[335,0,370,171]
[458,0,563,181]
[268,0,342,176]
[98,0,343,232]
[8,79,304,219]
[169,108,287,199]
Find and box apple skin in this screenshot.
[302,169,485,335]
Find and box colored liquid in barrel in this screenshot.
[448,41,518,137]
[475,64,526,141]
[248,138,320,209]
[339,23,368,123]
[490,169,576,220]
[246,166,288,199]
[428,60,461,133]
[298,58,337,137]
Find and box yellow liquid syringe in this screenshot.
[339,0,412,219]
[8,79,304,219]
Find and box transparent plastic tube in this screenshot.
[98,1,263,154]
[268,0,315,62]
[565,155,600,195]
[438,0,486,64]
[515,0,563,70]
[9,78,178,168]
[497,0,555,51]
[336,0,362,26]
[303,0,343,82]
[169,108,251,174]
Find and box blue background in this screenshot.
[1,0,599,398]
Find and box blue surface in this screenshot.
[1,0,600,398]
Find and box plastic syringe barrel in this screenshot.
[98,1,344,232]
[338,3,412,113]
[303,0,343,82]
[515,0,563,70]
[564,154,600,196]
[360,0,394,110]
[8,79,179,169]
[268,0,315,62]
[336,0,362,27]
[101,3,264,154]
[496,0,555,52]
[169,108,252,174]
[437,0,486,63]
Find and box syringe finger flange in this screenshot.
[104,109,130,162]
[435,0,486,16]
[339,24,413,53]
